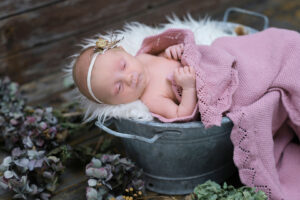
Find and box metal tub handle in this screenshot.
[223,7,269,30]
[95,120,182,144]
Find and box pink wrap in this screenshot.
[137,28,300,200]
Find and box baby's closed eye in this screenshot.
[120,60,126,70]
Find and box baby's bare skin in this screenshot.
[73,44,197,119]
[140,52,197,119]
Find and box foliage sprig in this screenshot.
[0,77,145,200]
[192,180,267,200]
[0,77,73,199]
[86,154,144,200]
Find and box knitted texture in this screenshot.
[138,28,300,200]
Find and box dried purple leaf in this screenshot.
[35,159,44,168]
[88,179,97,187]
[116,196,125,200]
[50,162,64,172]
[48,156,60,163]
[86,167,108,179]
[14,158,29,170]
[1,156,12,167]
[26,116,36,124]
[40,192,51,200]
[10,119,18,126]
[91,158,102,168]
[39,122,47,130]
[86,187,98,200]
[27,150,45,160]
[22,136,33,148]
[13,193,26,199]
[35,138,45,147]
[85,155,145,199]
[131,179,145,191]
[0,77,79,199]
[42,171,53,180]
[0,177,8,190]
[4,170,14,179]
[28,160,36,171]
[27,184,38,195]
[100,154,120,164]
[12,148,25,157]
[46,182,57,192]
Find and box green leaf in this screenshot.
[192,180,267,200]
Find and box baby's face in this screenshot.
[88,48,149,105]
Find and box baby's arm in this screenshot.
[146,66,197,119]
[173,66,197,117]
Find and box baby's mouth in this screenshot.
[131,72,139,88]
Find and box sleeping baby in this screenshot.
[71,26,300,200]
[72,37,197,120]
[72,27,300,128]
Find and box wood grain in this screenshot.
[0,0,63,20]
[0,0,228,86]
[0,0,170,58]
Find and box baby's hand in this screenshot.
[174,66,196,90]
[165,43,184,60]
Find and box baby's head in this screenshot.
[73,42,149,105]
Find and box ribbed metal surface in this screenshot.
[114,117,235,194]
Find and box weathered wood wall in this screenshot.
[1,0,300,106]
[1,0,237,105]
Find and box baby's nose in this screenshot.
[124,73,133,86]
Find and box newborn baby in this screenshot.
[72,27,300,200]
[73,39,197,119]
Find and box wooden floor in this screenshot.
[0,0,300,199]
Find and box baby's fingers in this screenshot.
[176,46,182,60]
[189,66,195,74]
[183,66,194,73]
[186,66,196,79]
[171,48,178,60]
[165,48,172,59]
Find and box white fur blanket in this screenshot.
[65,15,236,122]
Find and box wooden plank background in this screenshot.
[0,0,299,199]
[0,0,63,19]
[1,0,237,105]
[1,0,300,106]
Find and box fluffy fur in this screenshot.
[64,15,235,123]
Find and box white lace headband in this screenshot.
[86,36,122,104]
[87,52,102,103]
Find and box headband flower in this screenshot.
[94,35,123,54]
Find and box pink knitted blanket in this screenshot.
[137,28,300,200]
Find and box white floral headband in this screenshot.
[87,36,122,104]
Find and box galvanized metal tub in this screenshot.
[97,117,234,195]
[96,7,269,195]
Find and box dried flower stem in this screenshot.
[61,112,82,118]
[92,136,104,155]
